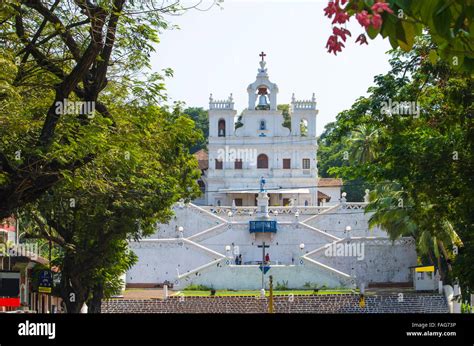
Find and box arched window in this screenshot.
[259,120,266,130]
[198,180,206,193]
[218,119,226,137]
[257,154,269,169]
[299,119,308,136]
[255,86,270,110]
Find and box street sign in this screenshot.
[38,270,52,294]
[259,265,271,274]
[0,271,21,307]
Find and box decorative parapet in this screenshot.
[209,93,234,110]
[291,93,317,111]
[343,202,368,210]
[199,205,332,216]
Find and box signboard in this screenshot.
[415,266,435,272]
[0,271,20,307]
[38,270,52,294]
[259,265,271,274]
[249,220,278,233]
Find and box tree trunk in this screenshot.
[59,259,90,313]
[60,276,89,313]
[88,281,104,313]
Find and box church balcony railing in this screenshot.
[249,220,278,233]
[209,100,234,110]
[291,98,317,111]
[201,206,331,216]
[342,202,368,210]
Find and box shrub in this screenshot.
[275,280,289,290]
[183,284,213,291]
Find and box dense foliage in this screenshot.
[324,0,473,73]
[1,0,205,313]
[318,37,473,299]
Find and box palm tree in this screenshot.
[366,185,462,281]
[347,124,379,163]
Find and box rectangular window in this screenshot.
[283,158,291,169]
[215,159,223,170]
[234,159,243,169]
[234,198,243,206]
[302,158,310,169]
[283,198,290,206]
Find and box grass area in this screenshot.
[176,289,357,297]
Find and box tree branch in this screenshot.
[30,212,68,248]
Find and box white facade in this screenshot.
[127,203,417,290]
[126,55,417,291]
[203,56,321,207]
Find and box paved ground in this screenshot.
[121,287,420,299]
[103,292,449,313]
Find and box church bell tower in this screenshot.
[247,52,279,111]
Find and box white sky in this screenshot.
[150,0,392,135]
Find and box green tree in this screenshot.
[318,122,370,201]
[319,36,473,292]
[0,0,197,219]
[366,185,462,280]
[23,103,202,313]
[347,124,379,163]
[277,104,291,130]
[184,107,208,153]
[324,0,474,72]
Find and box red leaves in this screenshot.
[371,13,383,30]
[324,1,350,24]
[324,0,394,55]
[371,1,394,14]
[355,33,368,45]
[356,10,371,28]
[326,25,352,55]
[332,11,350,24]
[326,35,345,55]
[333,27,351,42]
[324,1,338,18]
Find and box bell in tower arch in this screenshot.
[256,86,270,110]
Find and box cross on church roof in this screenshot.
[259,51,266,62]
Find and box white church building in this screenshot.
[126,54,417,290]
[196,51,340,207]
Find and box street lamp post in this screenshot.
[299,243,305,265]
[225,245,232,261]
[345,225,352,238]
